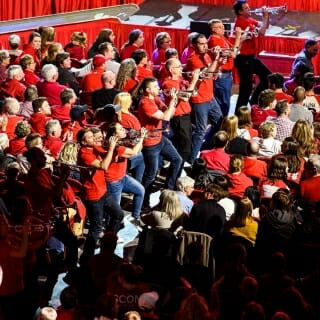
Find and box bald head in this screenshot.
[246,140,260,156]
[101,71,116,88]
[293,86,305,103]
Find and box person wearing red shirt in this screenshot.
[208,19,242,117]
[1,65,26,102]
[20,54,39,87]
[300,154,320,203]
[81,54,106,92]
[104,123,145,223]
[200,130,230,174]
[251,89,277,128]
[115,58,139,94]
[131,49,153,83]
[161,57,199,162]
[29,97,52,136]
[20,31,41,72]
[227,154,253,199]
[77,128,124,254]
[37,64,66,106]
[120,29,144,61]
[43,119,64,159]
[138,77,182,207]
[267,73,293,103]
[7,120,30,156]
[185,33,223,161]
[0,97,24,139]
[51,88,76,122]
[233,0,271,110]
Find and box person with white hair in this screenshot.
[37,64,66,106]
[43,119,63,159]
[0,64,26,101]
[0,49,10,85]
[176,175,195,214]
[8,34,22,65]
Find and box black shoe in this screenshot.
[128,217,143,232]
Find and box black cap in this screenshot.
[70,104,88,120]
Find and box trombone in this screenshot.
[250,4,287,16]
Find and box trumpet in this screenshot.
[161,88,198,98]
[182,70,221,79]
[207,47,240,57]
[250,4,287,16]
[52,161,92,172]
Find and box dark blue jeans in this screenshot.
[84,192,124,242]
[128,151,145,183]
[191,98,223,161]
[107,174,145,218]
[142,136,182,206]
[214,71,233,117]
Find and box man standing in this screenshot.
[186,33,223,162]
[208,19,242,117]
[233,0,271,109]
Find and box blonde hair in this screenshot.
[158,189,183,221]
[58,142,78,165]
[114,92,132,111]
[220,115,239,140]
[259,121,276,139]
[229,154,244,173]
[116,58,137,90]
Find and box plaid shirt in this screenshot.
[271,116,295,142]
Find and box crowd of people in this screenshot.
[0,0,320,319]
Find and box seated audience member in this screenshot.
[253,121,282,158]
[115,58,139,94]
[289,86,313,124]
[185,183,226,239]
[235,106,258,139]
[259,155,289,199]
[190,157,216,191]
[302,72,320,112]
[91,71,122,111]
[284,60,309,96]
[80,54,106,92]
[251,89,277,128]
[19,54,39,86]
[38,26,56,59]
[7,120,31,156]
[300,154,320,203]
[56,286,78,320]
[28,97,52,136]
[37,64,66,106]
[131,49,153,82]
[0,97,24,139]
[104,123,145,224]
[313,122,320,152]
[51,88,76,122]
[120,29,144,61]
[268,72,293,103]
[21,31,41,72]
[244,186,261,219]
[242,140,268,181]
[18,84,38,119]
[282,137,305,185]
[61,104,88,142]
[227,154,253,199]
[141,189,184,231]
[41,42,64,66]
[291,119,316,158]
[43,119,64,159]
[255,190,298,271]
[0,50,10,87]
[98,41,120,76]
[224,197,258,246]
[221,115,249,155]
[0,64,26,101]
[8,34,22,65]
[200,130,230,174]
[270,99,294,142]
[56,52,80,96]
[175,175,195,215]
[64,31,87,66]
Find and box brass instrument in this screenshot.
[52,161,93,172]
[161,88,198,98]
[207,47,240,57]
[125,127,170,139]
[182,70,221,79]
[250,4,287,16]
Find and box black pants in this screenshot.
[235,54,271,110]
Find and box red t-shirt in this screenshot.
[275,91,293,104]
[242,157,267,179]
[77,146,106,200]
[3,114,24,139]
[136,65,153,82]
[81,68,104,92]
[300,175,320,203]
[227,172,253,198]
[120,44,143,61]
[51,105,71,122]
[1,79,26,101]
[61,121,83,142]
[161,78,192,116]
[138,96,164,147]
[29,113,52,137]
[251,105,277,128]
[37,81,66,106]
[207,35,234,71]
[200,148,230,174]
[43,135,64,159]
[186,52,213,103]
[23,69,40,86]
[104,146,127,182]
[234,16,259,55]
[122,78,139,94]
[8,137,27,156]
[120,112,141,131]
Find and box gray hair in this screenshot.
[309,154,320,173]
[0,133,9,150]
[7,64,23,79]
[4,97,20,115]
[41,64,58,81]
[176,175,195,192]
[45,119,61,136]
